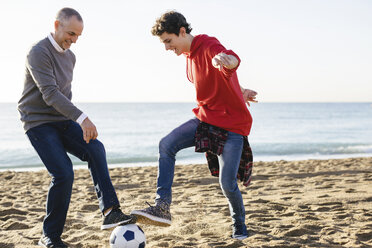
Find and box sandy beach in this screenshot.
[1,157,372,248]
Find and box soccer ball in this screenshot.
[110,224,146,248]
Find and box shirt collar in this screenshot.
[48,33,65,53]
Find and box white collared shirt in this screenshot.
[47,33,88,125]
[48,33,65,53]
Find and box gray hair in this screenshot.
[56,7,83,23]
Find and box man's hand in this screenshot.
[80,117,98,143]
[212,53,239,71]
[241,88,258,106]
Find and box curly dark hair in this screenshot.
[151,11,192,36]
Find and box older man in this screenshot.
[18,8,135,248]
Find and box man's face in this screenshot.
[159,31,187,56]
[54,15,84,50]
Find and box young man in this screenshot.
[18,8,135,248]
[131,11,257,240]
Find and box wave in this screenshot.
[1,143,371,171]
[251,143,372,156]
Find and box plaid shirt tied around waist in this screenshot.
[194,121,253,187]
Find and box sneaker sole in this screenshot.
[232,234,248,240]
[38,239,67,248]
[131,210,171,227]
[38,240,47,248]
[101,218,134,230]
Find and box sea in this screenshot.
[1,102,372,171]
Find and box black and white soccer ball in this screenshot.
[110,224,146,248]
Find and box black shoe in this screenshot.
[231,223,249,240]
[131,202,171,226]
[101,207,137,230]
[38,235,67,248]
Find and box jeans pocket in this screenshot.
[227,131,243,141]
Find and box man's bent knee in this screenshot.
[159,136,176,156]
[52,170,74,186]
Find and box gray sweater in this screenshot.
[18,37,83,132]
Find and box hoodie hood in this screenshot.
[188,34,213,58]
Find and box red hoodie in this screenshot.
[185,34,252,136]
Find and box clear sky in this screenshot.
[0,0,371,103]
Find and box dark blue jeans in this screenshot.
[26,120,119,238]
[155,118,246,226]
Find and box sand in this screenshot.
[1,157,372,248]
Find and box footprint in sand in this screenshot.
[316,201,343,208]
[280,196,292,200]
[1,214,27,222]
[280,211,295,217]
[333,213,349,220]
[27,207,44,213]
[313,206,331,212]
[306,215,321,221]
[80,204,98,211]
[317,194,330,198]
[0,201,13,207]
[249,199,270,204]
[314,184,334,189]
[356,230,372,242]
[1,220,30,230]
[269,203,287,211]
[344,188,356,193]
[284,224,323,237]
[0,208,27,217]
[297,204,310,210]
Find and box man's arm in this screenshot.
[27,47,82,120]
[27,47,97,143]
[207,40,240,77]
[212,53,239,71]
[240,86,258,106]
[80,117,98,143]
[210,50,258,106]
[76,113,98,143]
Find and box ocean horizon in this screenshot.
[1,102,372,171]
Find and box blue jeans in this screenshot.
[156,118,246,226]
[26,120,120,238]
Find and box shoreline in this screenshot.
[1,157,372,247]
[2,154,372,172]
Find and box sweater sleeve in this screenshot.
[207,40,241,78]
[26,47,83,122]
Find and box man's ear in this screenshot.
[179,27,186,37]
[54,20,60,32]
